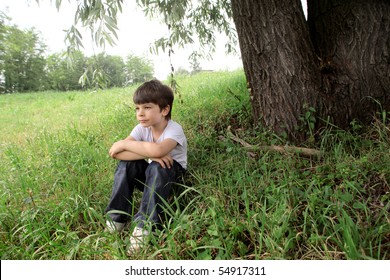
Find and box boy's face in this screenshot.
[135,103,169,128]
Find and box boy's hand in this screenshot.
[151,154,174,169]
[109,140,125,158]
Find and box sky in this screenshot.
[0,0,307,80]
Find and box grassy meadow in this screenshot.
[0,70,389,260]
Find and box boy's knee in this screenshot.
[145,162,175,184]
[146,161,166,175]
[117,160,135,169]
[117,160,128,167]
[118,159,148,169]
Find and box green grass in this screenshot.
[0,70,389,260]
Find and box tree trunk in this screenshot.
[231,0,321,141]
[231,0,390,142]
[308,0,390,127]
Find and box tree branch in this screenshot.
[226,126,322,158]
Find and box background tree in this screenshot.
[124,53,154,85]
[175,66,190,76]
[0,12,7,92]
[54,0,390,141]
[0,23,47,93]
[189,52,202,75]
[83,53,126,88]
[101,54,126,87]
[46,51,86,91]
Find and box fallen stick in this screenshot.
[226,126,323,158]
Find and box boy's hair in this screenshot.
[133,79,174,120]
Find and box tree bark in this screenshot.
[231,0,321,141]
[231,0,390,142]
[308,0,390,127]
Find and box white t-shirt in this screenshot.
[130,120,187,169]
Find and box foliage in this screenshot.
[175,67,190,76]
[0,71,389,260]
[78,52,154,89]
[67,0,123,49]
[56,0,124,76]
[99,54,126,87]
[80,53,126,89]
[138,0,237,58]
[51,0,237,64]
[124,53,154,86]
[0,12,156,93]
[46,51,86,91]
[0,18,47,93]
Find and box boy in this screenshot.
[105,79,187,253]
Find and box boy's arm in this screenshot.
[109,136,143,160]
[111,150,145,161]
[109,138,177,159]
[109,137,176,168]
[112,150,174,168]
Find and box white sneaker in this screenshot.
[127,226,149,253]
[105,220,126,233]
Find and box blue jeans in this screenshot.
[105,160,185,228]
